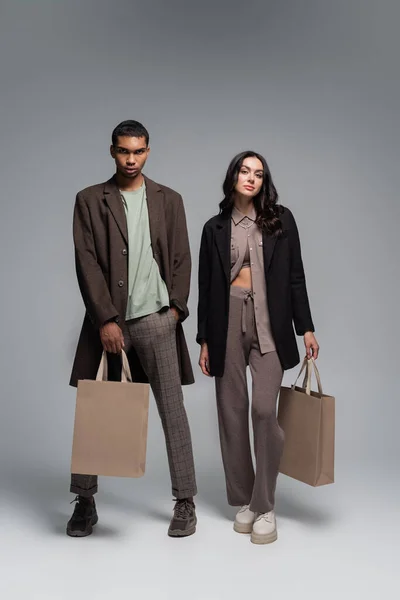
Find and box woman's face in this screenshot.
[235,156,264,198]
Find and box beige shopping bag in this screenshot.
[278,358,335,486]
[71,350,149,477]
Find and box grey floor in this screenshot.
[1,461,398,600]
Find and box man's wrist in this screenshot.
[103,316,120,327]
[170,303,183,320]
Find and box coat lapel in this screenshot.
[103,175,162,249]
[215,212,231,285]
[143,175,162,252]
[103,177,128,245]
[262,230,278,273]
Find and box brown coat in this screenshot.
[69,174,194,387]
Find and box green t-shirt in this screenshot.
[121,184,170,320]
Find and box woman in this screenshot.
[197,151,319,545]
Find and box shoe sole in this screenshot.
[66,515,98,538]
[250,530,278,545]
[168,517,197,538]
[233,521,254,534]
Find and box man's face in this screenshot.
[110,136,150,178]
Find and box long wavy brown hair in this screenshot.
[219,151,283,236]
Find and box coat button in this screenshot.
[122,249,127,255]
[118,280,124,287]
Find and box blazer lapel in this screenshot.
[103,177,128,245]
[215,213,231,285]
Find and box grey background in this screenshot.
[0,1,398,598]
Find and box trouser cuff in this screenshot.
[173,485,198,499]
[70,484,98,498]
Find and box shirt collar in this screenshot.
[231,205,257,225]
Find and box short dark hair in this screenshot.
[111,120,149,146]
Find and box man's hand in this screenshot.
[100,322,125,354]
[304,331,319,360]
[199,342,212,377]
[170,307,180,322]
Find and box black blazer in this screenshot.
[197,206,315,375]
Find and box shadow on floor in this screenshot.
[275,489,334,527]
[2,465,335,534]
[1,465,171,536]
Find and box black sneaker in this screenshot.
[66,496,98,537]
[168,498,197,537]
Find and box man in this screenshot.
[67,120,197,538]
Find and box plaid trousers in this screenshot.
[70,309,197,499]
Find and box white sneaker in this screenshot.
[233,505,256,534]
[251,511,277,544]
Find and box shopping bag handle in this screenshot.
[95,350,133,383]
[292,357,323,396]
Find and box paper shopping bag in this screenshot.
[278,358,335,486]
[71,350,149,477]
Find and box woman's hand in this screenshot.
[304,332,319,360]
[199,342,212,377]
